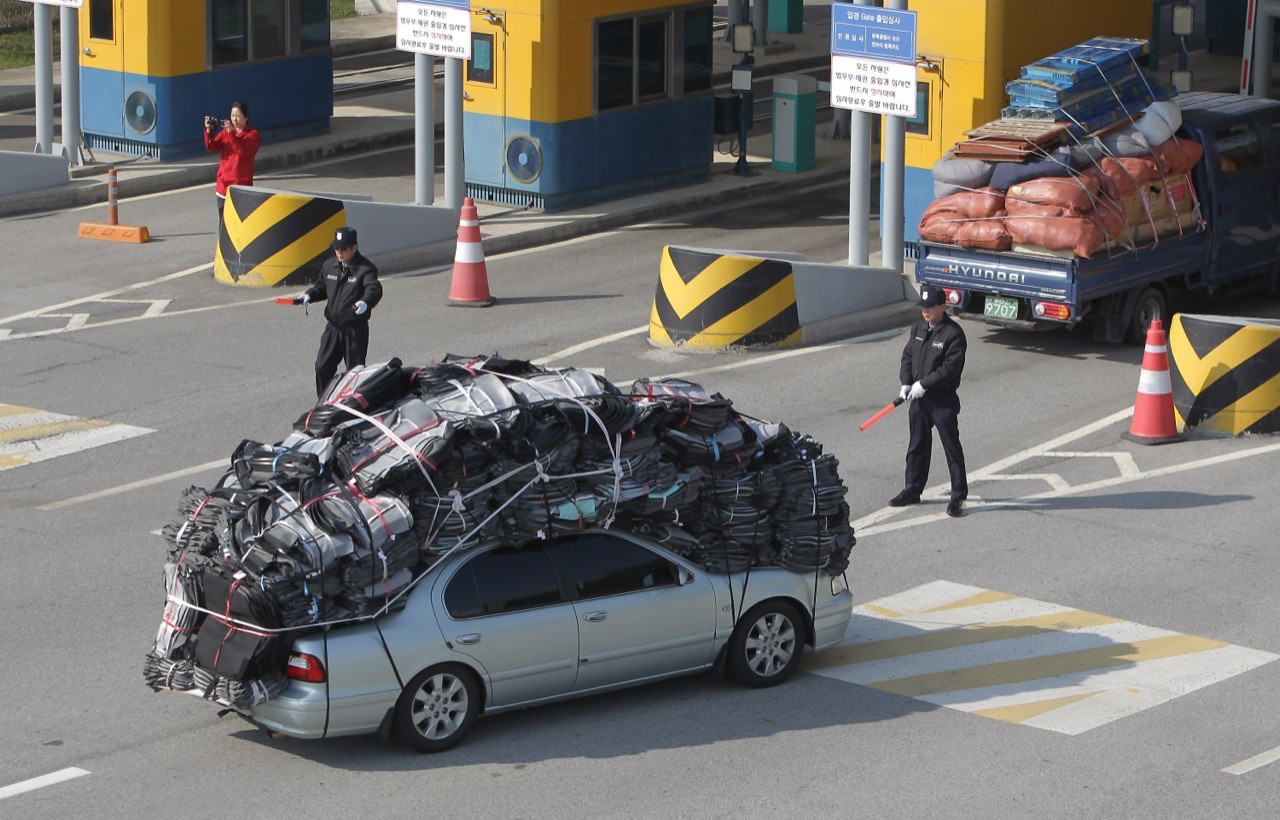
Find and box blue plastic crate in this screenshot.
[1020,37,1150,86]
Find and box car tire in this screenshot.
[394,664,480,753]
[1126,286,1167,346]
[726,600,805,688]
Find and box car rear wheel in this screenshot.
[726,601,805,688]
[394,664,480,753]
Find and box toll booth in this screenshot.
[463,0,716,211]
[901,0,1153,254]
[78,1,333,160]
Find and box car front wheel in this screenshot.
[394,664,480,753]
[726,601,805,687]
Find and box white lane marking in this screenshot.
[536,326,648,365]
[811,581,1278,735]
[38,458,226,511]
[0,263,211,326]
[1,404,154,471]
[1,296,276,341]
[0,767,90,800]
[855,405,1280,537]
[1223,745,1280,775]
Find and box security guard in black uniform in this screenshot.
[891,286,968,517]
[296,227,383,397]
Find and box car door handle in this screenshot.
[582,610,607,622]
[455,633,481,645]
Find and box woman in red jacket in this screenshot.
[204,100,260,223]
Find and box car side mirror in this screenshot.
[677,568,694,586]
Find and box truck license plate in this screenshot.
[983,296,1019,319]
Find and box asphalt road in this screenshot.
[2,147,1280,816]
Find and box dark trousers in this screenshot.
[216,193,225,225]
[315,322,370,397]
[905,392,968,501]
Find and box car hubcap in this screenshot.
[410,673,468,740]
[744,612,796,676]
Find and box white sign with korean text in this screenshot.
[830,55,917,117]
[396,1,472,60]
[19,0,85,8]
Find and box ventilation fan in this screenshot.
[505,135,542,184]
[124,89,158,136]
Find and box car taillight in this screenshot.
[286,653,326,683]
[942,288,963,306]
[1033,301,1072,321]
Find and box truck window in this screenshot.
[1214,123,1263,173]
[1267,114,1280,156]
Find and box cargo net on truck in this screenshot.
[922,37,1204,259]
[144,354,854,708]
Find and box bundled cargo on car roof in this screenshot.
[145,353,854,708]
[922,37,1203,260]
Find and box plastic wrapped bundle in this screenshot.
[421,372,528,440]
[299,358,409,436]
[631,378,734,434]
[333,398,456,495]
[342,530,421,589]
[161,486,231,560]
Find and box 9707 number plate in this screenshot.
[983,296,1019,319]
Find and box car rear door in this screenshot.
[547,533,718,692]
[433,543,579,706]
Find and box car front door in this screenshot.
[434,544,579,706]
[547,533,719,692]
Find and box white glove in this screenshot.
[898,385,911,401]
[354,300,368,315]
[299,293,310,305]
[908,381,926,401]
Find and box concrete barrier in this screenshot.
[649,245,911,350]
[214,185,458,287]
[0,150,70,197]
[1169,313,1280,436]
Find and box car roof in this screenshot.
[1176,91,1280,129]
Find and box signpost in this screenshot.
[830,1,917,270]
[396,0,472,209]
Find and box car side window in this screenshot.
[1213,123,1263,173]
[443,545,563,618]
[549,534,676,600]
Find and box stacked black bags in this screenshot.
[145,353,854,708]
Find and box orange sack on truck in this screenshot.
[1006,175,1101,214]
[921,187,1006,220]
[1150,137,1204,175]
[1006,215,1105,259]
[955,218,1013,251]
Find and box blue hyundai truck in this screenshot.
[915,92,1280,344]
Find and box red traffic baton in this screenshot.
[859,397,905,431]
[274,297,301,305]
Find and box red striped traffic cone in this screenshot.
[1123,318,1184,445]
[448,197,496,307]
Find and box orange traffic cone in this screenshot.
[1123,318,1184,445]
[448,197,496,307]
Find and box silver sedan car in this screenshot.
[243,528,853,752]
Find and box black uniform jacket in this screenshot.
[899,313,967,394]
[304,253,383,328]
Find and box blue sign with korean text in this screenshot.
[830,3,917,64]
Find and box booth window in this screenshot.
[469,33,495,85]
[88,0,113,41]
[597,18,635,110]
[597,15,670,111]
[906,81,930,136]
[211,0,249,65]
[300,0,331,51]
[252,0,287,61]
[682,6,712,93]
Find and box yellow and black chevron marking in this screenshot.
[649,246,800,350]
[214,187,347,287]
[1169,313,1280,436]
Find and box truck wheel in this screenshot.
[1126,287,1167,346]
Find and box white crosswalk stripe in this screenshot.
[806,581,1277,734]
[0,403,153,471]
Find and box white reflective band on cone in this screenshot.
[459,219,479,227]
[455,244,485,263]
[1137,368,1172,395]
[1145,344,1168,354]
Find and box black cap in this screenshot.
[914,286,945,308]
[332,226,358,250]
